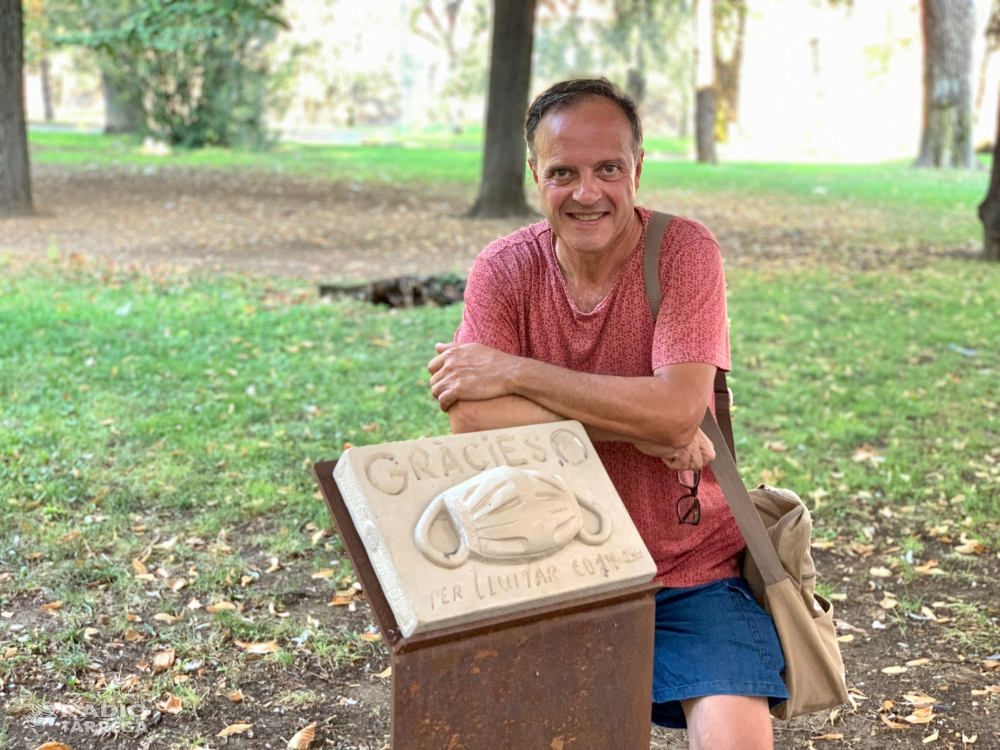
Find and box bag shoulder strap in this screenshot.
[701,409,788,587]
[642,211,737,460]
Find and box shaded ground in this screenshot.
[4,526,998,749]
[0,164,973,282]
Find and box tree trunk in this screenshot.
[714,0,746,137]
[915,0,976,169]
[40,55,53,122]
[694,0,716,163]
[626,0,648,111]
[978,93,1000,261]
[469,0,536,218]
[102,68,145,134]
[0,0,33,217]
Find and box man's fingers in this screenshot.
[427,353,445,374]
[435,342,458,353]
[438,388,458,412]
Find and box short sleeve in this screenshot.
[454,255,523,356]
[650,222,731,372]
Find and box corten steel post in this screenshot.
[314,460,660,750]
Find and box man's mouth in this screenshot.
[569,212,606,222]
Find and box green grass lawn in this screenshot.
[1,257,997,591]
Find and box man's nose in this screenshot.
[572,171,601,206]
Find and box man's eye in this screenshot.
[602,165,619,174]
[553,169,569,178]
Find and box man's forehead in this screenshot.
[534,99,633,163]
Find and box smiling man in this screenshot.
[427,79,787,749]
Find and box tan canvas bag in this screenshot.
[701,414,849,719]
[644,212,849,719]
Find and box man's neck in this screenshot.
[553,209,643,299]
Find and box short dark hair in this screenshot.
[525,78,643,164]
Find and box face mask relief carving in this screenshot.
[414,466,612,569]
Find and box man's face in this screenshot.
[530,98,642,256]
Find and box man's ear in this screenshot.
[634,149,644,190]
[529,159,539,185]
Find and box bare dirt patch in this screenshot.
[0,165,964,283]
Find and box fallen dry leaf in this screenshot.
[33,744,73,750]
[955,539,984,555]
[375,666,392,679]
[153,648,175,672]
[152,536,178,550]
[235,640,280,655]
[124,628,144,642]
[3,647,17,659]
[328,595,354,607]
[40,601,63,613]
[168,578,187,592]
[287,722,316,750]
[869,566,892,578]
[903,706,936,724]
[206,601,237,613]
[906,658,932,667]
[852,445,882,463]
[157,694,183,714]
[311,569,334,579]
[810,735,844,742]
[903,690,936,704]
[880,596,899,610]
[132,558,150,576]
[923,730,939,743]
[836,634,854,643]
[153,612,183,625]
[360,633,381,643]
[914,559,940,575]
[962,734,977,745]
[217,723,253,738]
[226,689,245,703]
[882,666,908,675]
[879,712,908,729]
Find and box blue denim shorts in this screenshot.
[651,576,789,729]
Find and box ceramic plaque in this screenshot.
[333,421,657,637]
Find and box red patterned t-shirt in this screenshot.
[455,207,745,588]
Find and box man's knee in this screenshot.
[681,695,773,750]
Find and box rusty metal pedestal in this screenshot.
[314,460,661,750]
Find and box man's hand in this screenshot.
[428,342,515,412]
[632,429,715,471]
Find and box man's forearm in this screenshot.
[507,358,712,447]
[448,395,670,448]
[447,395,564,434]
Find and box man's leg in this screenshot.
[681,695,773,750]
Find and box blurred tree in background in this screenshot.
[1,0,33,217]
[410,0,489,134]
[713,0,744,140]
[59,0,289,147]
[915,0,976,168]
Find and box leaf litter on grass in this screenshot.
[2,241,999,748]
